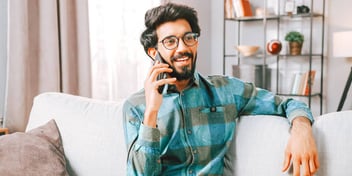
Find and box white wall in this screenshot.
[325,0,352,112]
[0,0,8,125]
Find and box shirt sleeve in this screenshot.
[239,82,314,124]
[122,101,162,176]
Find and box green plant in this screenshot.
[285,31,304,43]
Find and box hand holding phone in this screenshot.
[154,52,168,94]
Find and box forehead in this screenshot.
[156,19,192,39]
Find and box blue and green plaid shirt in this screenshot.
[123,72,313,176]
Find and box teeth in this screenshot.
[176,57,189,61]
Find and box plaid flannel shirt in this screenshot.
[123,72,313,176]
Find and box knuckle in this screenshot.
[301,153,310,160]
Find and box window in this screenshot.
[88,0,160,102]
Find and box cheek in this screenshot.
[158,50,173,63]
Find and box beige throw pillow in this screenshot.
[0,119,68,176]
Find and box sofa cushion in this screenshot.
[0,119,68,176]
[231,115,291,175]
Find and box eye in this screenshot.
[184,34,195,41]
[163,37,177,46]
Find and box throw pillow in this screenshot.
[0,119,69,176]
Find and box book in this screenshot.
[302,70,316,95]
[233,0,243,17]
[224,0,235,19]
[239,0,253,17]
[291,72,304,94]
[290,70,316,95]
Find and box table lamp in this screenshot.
[333,31,352,111]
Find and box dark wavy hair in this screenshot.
[140,3,201,55]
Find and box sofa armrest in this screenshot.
[313,110,352,175]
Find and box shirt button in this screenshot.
[210,107,217,112]
[189,170,193,174]
[193,149,197,154]
[187,129,192,134]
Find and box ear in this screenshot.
[148,48,157,60]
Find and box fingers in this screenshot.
[309,158,317,174]
[309,154,319,174]
[290,155,319,176]
[147,61,170,80]
[282,152,291,172]
[293,159,301,176]
[314,154,320,172]
[145,61,176,94]
[301,158,310,176]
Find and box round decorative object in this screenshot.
[266,40,282,55]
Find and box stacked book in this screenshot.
[291,70,316,95]
[224,0,253,18]
[233,0,253,17]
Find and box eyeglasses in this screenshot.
[159,32,199,50]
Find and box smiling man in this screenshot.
[123,2,319,176]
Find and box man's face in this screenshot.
[156,19,198,80]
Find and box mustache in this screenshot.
[171,52,193,61]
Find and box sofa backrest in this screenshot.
[27,92,352,176]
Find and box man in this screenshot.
[123,2,319,176]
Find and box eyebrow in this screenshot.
[160,31,193,40]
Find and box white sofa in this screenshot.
[26,92,352,176]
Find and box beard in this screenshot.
[169,52,197,81]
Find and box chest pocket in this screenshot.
[199,104,236,124]
[189,104,237,145]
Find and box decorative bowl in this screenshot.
[236,45,260,56]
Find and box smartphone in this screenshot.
[154,52,167,94]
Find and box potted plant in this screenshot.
[285,31,304,55]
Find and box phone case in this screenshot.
[154,53,167,94]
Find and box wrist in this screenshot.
[291,116,312,133]
[292,116,311,126]
[144,109,158,128]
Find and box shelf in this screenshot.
[277,93,321,97]
[224,13,324,22]
[225,53,323,58]
[225,15,279,21]
[278,54,323,57]
[223,0,325,115]
[279,13,324,19]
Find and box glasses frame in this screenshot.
[159,32,199,50]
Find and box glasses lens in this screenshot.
[183,33,198,46]
[162,36,178,50]
[161,33,199,50]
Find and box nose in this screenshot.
[175,38,188,51]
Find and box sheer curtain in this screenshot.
[88,0,160,102]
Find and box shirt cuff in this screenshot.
[288,109,314,125]
[137,124,160,148]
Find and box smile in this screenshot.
[174,56,190,62]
